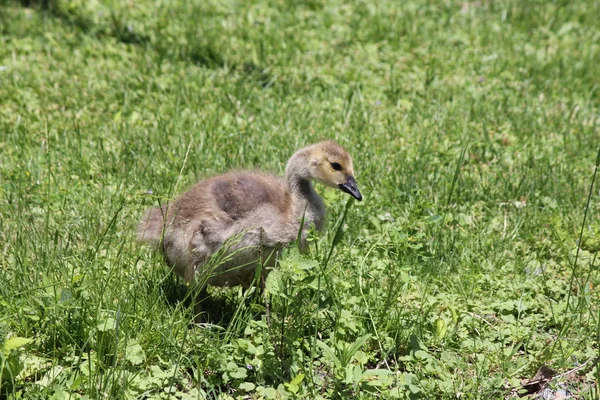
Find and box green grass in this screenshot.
[1,0,600,398]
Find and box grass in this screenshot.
[1,0,600,398]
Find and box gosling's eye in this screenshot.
[331,162,342,171]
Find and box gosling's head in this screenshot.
[298,140,363,201]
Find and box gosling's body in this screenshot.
[138,141,362,288]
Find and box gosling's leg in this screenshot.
[192,285,209,324]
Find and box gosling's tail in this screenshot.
[137,207,167,249]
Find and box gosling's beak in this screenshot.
[339,176,362,201]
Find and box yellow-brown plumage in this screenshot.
[137,140,362,289]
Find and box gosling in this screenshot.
[137,140,362,292]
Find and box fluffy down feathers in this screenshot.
[137,140,361,288]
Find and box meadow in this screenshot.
[1,0,600,398]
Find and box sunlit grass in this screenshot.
[1,0,600,398]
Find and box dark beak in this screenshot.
[339,176,363,201]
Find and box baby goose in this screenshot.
[137,140,362,292]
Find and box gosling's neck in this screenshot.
[285,151,325,230]
[285,150,313,196]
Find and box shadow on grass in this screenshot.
[18,0,152,46]
[157,275,242,326]
[12,0,225,67]
[10,0,278,82]
[19,0,53,9]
